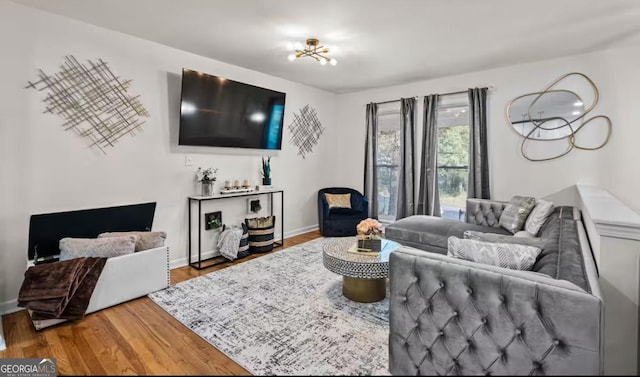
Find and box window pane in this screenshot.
[376,128,400,222]
[437,104,470,221]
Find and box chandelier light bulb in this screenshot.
[286,42,294,51]
[320,59,327,65]
[287,54,296,61]
[329,58,338,66]
[294,42,303,50]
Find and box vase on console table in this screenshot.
[262,177,271,186]
[201,181,214,197]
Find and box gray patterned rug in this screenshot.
[149,237,390,376]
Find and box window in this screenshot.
[375,104,401,222]
[436,96,470,221]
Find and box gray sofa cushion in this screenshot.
[463,230,544,248]
[533,206,591,293]
[385,215,510,255]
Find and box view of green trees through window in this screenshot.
[437,125,469,220]
[376,129,400,221]
[373,101,470,222]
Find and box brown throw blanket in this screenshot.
[18,257,107,320]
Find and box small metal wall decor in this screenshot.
[26,55,150,154]
[506,72,612,161]
[288,104,325,158]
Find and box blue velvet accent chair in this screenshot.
[318,187,369,237]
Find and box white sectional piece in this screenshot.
[28,246,170,330]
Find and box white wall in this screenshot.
[334,44,640,212]
[0,1,338,309]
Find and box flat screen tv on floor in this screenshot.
[179,68,286,150]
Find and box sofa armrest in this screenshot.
[465,198,507,228]
[389,247,602,375]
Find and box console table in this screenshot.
[188,189,284,270]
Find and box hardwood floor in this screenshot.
[0,230,322,375]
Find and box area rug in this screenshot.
[148,237,390,376]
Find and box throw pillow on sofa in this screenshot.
[498,195,536,234]
[60,235,137,261]
[524,200,555,236]
[448,236,541,271]
[98,231,167,252]
[324,193,351,209]
[463,230,544,248]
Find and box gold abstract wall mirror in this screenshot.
[506,72,612,161]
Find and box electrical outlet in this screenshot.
[185,155,193,166]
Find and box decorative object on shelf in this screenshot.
[196,167,218,196]
[506,72,612,162]
[248,198,262,213]
[25,55,150,155]
[233,180,240,189]
[356,218,383,253]
[261,156,272,185]
[205,211,223,230]
[224,180,231,190]
[220,187,255,194]
[289,105,324,159]
[242,179,250,189]
[287,38,337,66]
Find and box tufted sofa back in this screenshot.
[465,198,506,228]
[389,247,603,375]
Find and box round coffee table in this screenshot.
[322,237,401,303]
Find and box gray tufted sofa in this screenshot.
[387,199,603,375]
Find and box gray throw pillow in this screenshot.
[524,200,555,236]
[59,235,137,261]
[448,236,541,271]
[463,230,543,248]
[499,195,536,234]
[98,231,167,252]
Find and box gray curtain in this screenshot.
[364,103,379,218]
[395,98,416,220]
[468,88,491,199]
[417,94,440,216]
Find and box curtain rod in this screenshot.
[371,85,495,106]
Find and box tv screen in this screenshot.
[178,69,286,149]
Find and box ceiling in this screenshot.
[14,0,640,94]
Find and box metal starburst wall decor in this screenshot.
[26,55,150,154]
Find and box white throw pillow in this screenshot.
[524,200,555,236]
[448,236,541,271]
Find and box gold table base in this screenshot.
[342,276,386,303]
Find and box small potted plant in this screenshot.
[196,167,218,196]
[261,156,272,186]
[356,218,383,252]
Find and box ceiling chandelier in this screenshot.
[287,38,337,66]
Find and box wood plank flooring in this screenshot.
[0,230,322,375]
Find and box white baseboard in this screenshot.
[0,299,22,316]
[170,224,319,270]
[283,224,319,239]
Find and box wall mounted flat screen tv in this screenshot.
[179,68,286,149]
